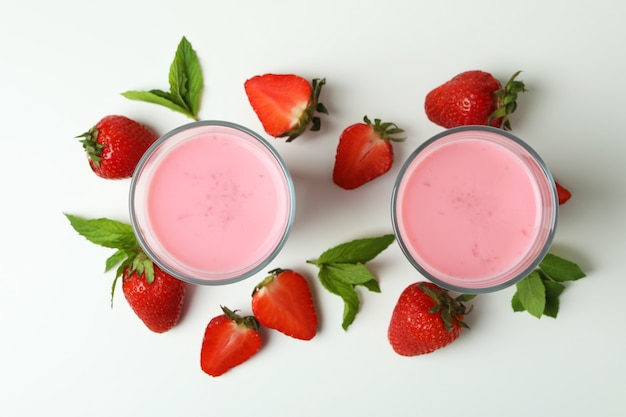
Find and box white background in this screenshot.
[2,1,625,416]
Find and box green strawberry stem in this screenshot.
[419,283,475,331]
[286,77,328,142]
[221,306,260,331]
[488,70,526,130]
[364,115,406,142]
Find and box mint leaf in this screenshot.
[323,263,375,286]
[511,292,526,312]
[515,271,546,318]
[511,252,586,319]
[318,266,360,330]
[64,213,137,250]
[543,279,566,318]
[539,253,586,282]
[122,36,203,121]
[121,90,193,118]
[316,234,395,264]
[169,36,203,117]
[308,234,394,330]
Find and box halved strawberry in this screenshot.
[251,268,318,340]
[555,181,572,205]
[200,306,262,377]
[244,74,327,141]
[332,116,405,190]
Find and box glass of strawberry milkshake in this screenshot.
[129,121,295,285]
[392,126,558,293]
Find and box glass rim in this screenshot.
[391,125,558,294]
[128,120,296,286]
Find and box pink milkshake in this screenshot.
[392,126,557,293]
[130,121,295,285]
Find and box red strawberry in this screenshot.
[200,306,262,377]
[388,282,474,356]
[333,116,405,190]
[244,74,328,141]
[555,181,571,205]
[122,259,187,334]
[424,70,526,130]
[64,214,187,333]
[76,115,158,179]
[251,268,318,340]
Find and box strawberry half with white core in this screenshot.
[332,116,405,189]
[251,268,318,340]
[200,306,262,377]
[244,74,328,141]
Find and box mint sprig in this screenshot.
[64,213,154,304]
[307,234,395,330]
[512,253,586,318]
[122,36,203,121]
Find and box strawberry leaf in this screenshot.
[122,36,203,121]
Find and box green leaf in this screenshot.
[318,266,360,330]
[316,234,395,265]
[361,279,381,293]
[515,271,546,318]
[543,280,566,318]
[64,213,137,250]
[121,90,194,119]
[323,262,375,286]
[539,253,586,282]
[511,292,526,312]
[121,36,203,120]
[169,36,203,117]
[105,249,131,272]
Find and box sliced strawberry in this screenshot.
[332,116,405,190]
[244,74,327,141]
[251,269,318,340]
[555,181,572,205]
[200,306,262,377]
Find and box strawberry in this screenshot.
[251,268,318,340]
[200,306,262,377]
[387,282,475,356]
[64,214,187,333]
[244,74,328,141]
[332,116,405,190]
[121,257,187,333]
[555,181,572,205]
[424,70,526,131]
[76,115,158,179]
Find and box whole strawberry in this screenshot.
[388,282,475,356]
[244,74,328,141]
[76,115,158,179]
[424,70,526,131]
[333,116,405,189]
[200,306,262,377]
[251,268,318,340]
[64,214,187,333]
[122,258,187,333]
